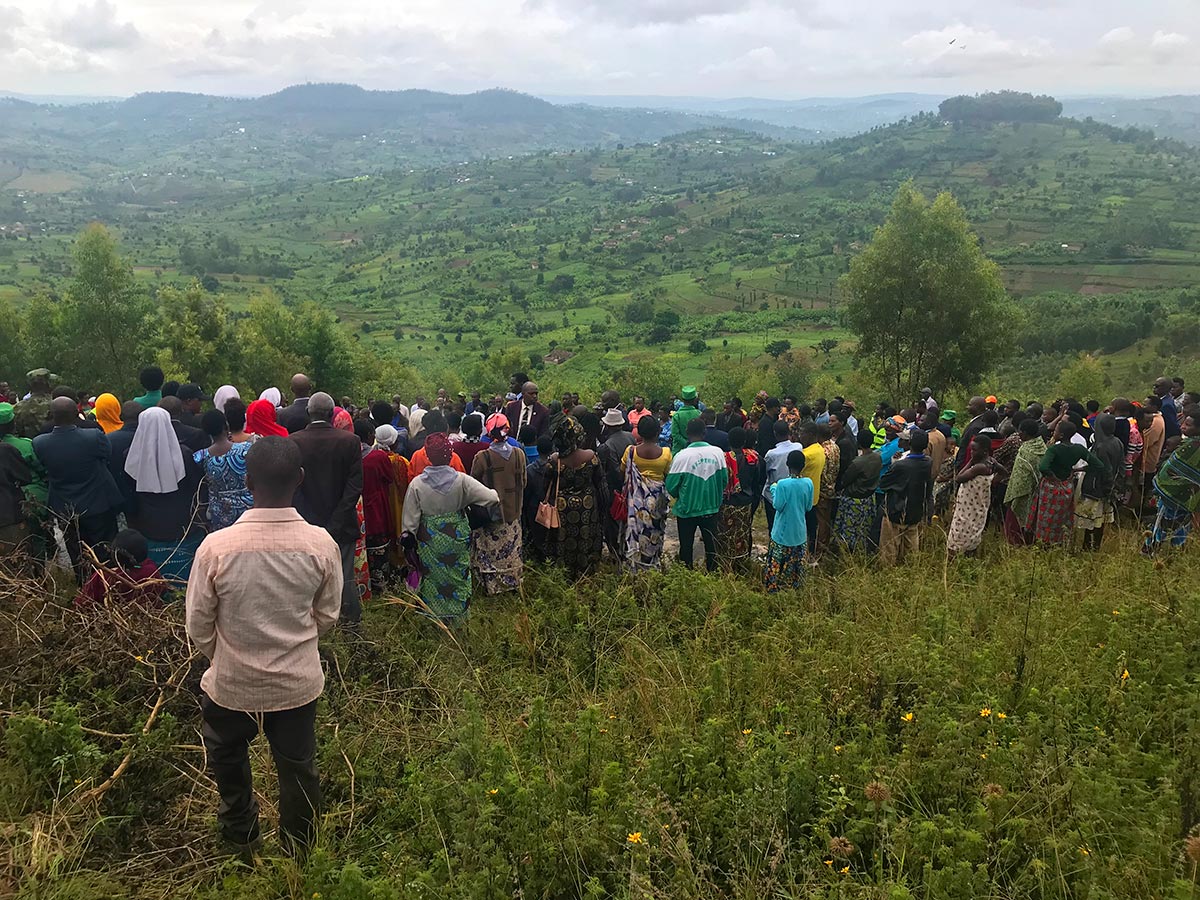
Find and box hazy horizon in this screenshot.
[0,0,1195,101]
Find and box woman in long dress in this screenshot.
[622,415,671,570]
[195,409,252,530]
[946,434,1000,557]
[402,432,499,621]
[124,406,204,584]
[548,416,606,576]
[470,413,527,594]
[834,427,881,552]
[716,425,756,572]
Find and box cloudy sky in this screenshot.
[2,0,1196,99]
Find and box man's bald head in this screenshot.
[50,396,77,426]
[291,374,312,399]
[308,391,335,421]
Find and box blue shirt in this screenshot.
[1162,394,1181,439]
[762,440,804,502]
[769,476,814,547]
[876,437,901,494]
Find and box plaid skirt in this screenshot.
[1025,476,1074,546]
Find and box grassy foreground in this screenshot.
[3,529,1200,899]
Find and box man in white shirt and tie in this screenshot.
[504,381,550,437]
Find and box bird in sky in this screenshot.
[949,38,956,45]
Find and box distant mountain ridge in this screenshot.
[0,83,819,193]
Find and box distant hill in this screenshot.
[1062,95,1200,145]
[0,83,818,195]
[544,92,947,138]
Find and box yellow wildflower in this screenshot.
[1121,669,1130,682]
[996,712,1007,720]
[134,655,143,663]
[627,832,642,844]
[980,753,988,759]
[599,728,608,734]
[488,789,498,795]
[608,714,617,719]
[784,730,794,736]
[901,712,914,722]
[979,707,991,718]
[839,866,850,874]
[824,859,833,867]
[1079,846,1090,856]
[1112,610,1120,616]
[833,745,843,752]
[742,728,752,735]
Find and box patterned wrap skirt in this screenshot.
[834,495,875,552]
[716,501,753,572]
[470,519,523,595]
[416,511,472,621]
[763,540,806,594]
[1025,476,1075,546]
[147,536,202,585]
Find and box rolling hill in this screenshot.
[0,84,817,197]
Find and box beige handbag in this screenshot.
[536,462,561,529]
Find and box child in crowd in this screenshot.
[75,529,167,610]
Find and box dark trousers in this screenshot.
[62,509,118,584]
[678,514,718,572]
[764,501,776,533]
[806,508,819,553]
[338,539,362,624]
[200,695,321,849]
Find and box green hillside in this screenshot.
[1,112,1199,400]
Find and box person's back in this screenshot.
[186,436,341,854]
[881,448,932,525]
[289,397,363,542]
[33,413,120,517]
[769,471,814,547]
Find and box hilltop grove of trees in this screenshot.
[939,91,1063,125]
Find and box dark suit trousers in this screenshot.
[62,509,118,584]
[339,539,362,624]
[200,695,321,850]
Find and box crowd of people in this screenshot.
[1,364,1198,854]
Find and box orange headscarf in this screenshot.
[94,393,122,434]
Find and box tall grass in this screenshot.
[2,527,1198,899]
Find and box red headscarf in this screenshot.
[333,408,353,432]
[246,399,287,437]
[425,431,452,467]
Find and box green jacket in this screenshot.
[670,405,703,455]
[665,442,729,518]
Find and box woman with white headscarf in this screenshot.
[125,406,204,584]
[258,386,283,408]
[212,385,240,414]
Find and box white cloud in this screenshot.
[0,0,1196,98]
[56,0,141,51]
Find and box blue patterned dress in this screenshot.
[195,442,253,530]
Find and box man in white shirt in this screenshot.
[186,436,342,855]
[761,418,804,533]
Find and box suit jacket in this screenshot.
[503,400,551,437]
[32,425,123,517]
[173,420,212,453]
[879,453,933,526]
[278,399,311,435]
[704,426,732,453]
[290,422,363,545]
[106,424,139,516]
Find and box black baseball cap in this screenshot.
[178,383,210,402]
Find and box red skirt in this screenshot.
[1025,476,1074,546]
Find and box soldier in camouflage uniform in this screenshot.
[12,368,54,439]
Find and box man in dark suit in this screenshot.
[278,373,313,435]
[289,392,364,624]
[701,409,731,452]
[178,383,208,428]
[107,401,141,518]
[503,381,551,437]
[33,397,124,583]
[159,396,211,452]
